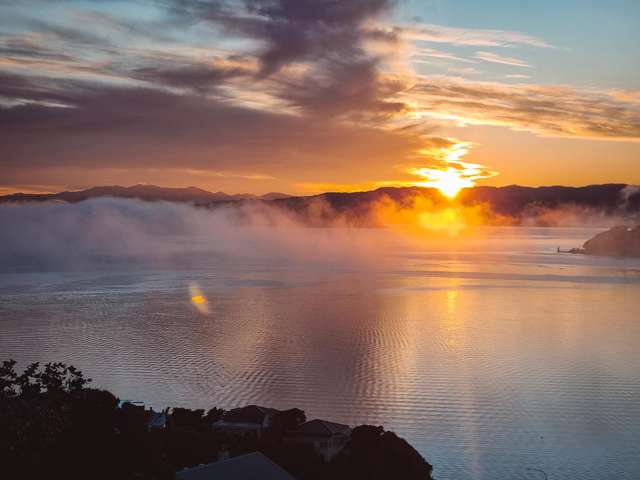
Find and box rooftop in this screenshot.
[176,452,295,480]
[289,419,350,437]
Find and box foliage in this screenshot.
[326,425,433,480]
[1,360,433,480]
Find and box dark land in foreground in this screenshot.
[570,225,640,257]
[2,183,639,226]
[0,360,433,480]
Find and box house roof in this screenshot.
[290,419,350,437]
[223,405,280,424]
[147,412,166,427]
[175,452,295,480]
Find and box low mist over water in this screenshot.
[1,205,639,480]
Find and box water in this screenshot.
[1,226,639,480]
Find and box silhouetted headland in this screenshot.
[570,225,640,257]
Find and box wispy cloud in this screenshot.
[401,23,553,48]
[412,47,473,64]
[407,76,640,140]
[448,66,481,76]
[475,51,530,68]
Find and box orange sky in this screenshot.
[0,0,638,195]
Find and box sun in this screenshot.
[406,143,498,199]
[433,174,469,199]
[408,163,477,199]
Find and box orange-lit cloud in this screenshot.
[406,76,640,140]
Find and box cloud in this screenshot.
[447,66,481,76]
[131,62,251,94]
[0,34,74,62]
[474,51,530,68]
[408,76,640,140]
[172,1,406,118]
[175,0,406,119]
[401,23,553,48]
[0,0,424,187]
[412,47,474,64]
[0,80,433,188]
[276,56,408,119]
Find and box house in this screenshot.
[117,400,145,409]
[116,401,167,431]
[211,405,280,437]
[147,411,167,430]
[285,419,351,462]
[175,452,295,480]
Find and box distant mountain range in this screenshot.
[0,184,292,204]
[265,184,640,226]
[2,183,639,226]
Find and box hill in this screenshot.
[0,185,291,204]
[2,183,639,226]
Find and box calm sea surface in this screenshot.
[1,226,639,480]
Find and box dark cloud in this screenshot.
[0,2,415,191]
[243,0,394,75]
[155,0,402,117]
[163,0,395,72]
[131,62,250,94]
[282,56,407,119]
[0,73,77,106]
[0,82,423,179]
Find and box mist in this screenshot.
[0,198,399,271]
[0,194,634,272]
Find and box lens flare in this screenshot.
[188,282,210,315]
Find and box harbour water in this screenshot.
[1,226,639,480]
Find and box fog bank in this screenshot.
[0,199,397,271]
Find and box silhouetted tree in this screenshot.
[0,359,17,397]
[327,425,433,480]
[170,407,205,430]
[274,408,307,430]
[204,406,225,423]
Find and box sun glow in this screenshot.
[408,143,498,199]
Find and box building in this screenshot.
[211,405,280,437]
[285,419,351,462]
[146,411,167,430]
[117,400,145,409]
[175,452,295,480]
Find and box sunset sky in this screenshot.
[1,0,639,195]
